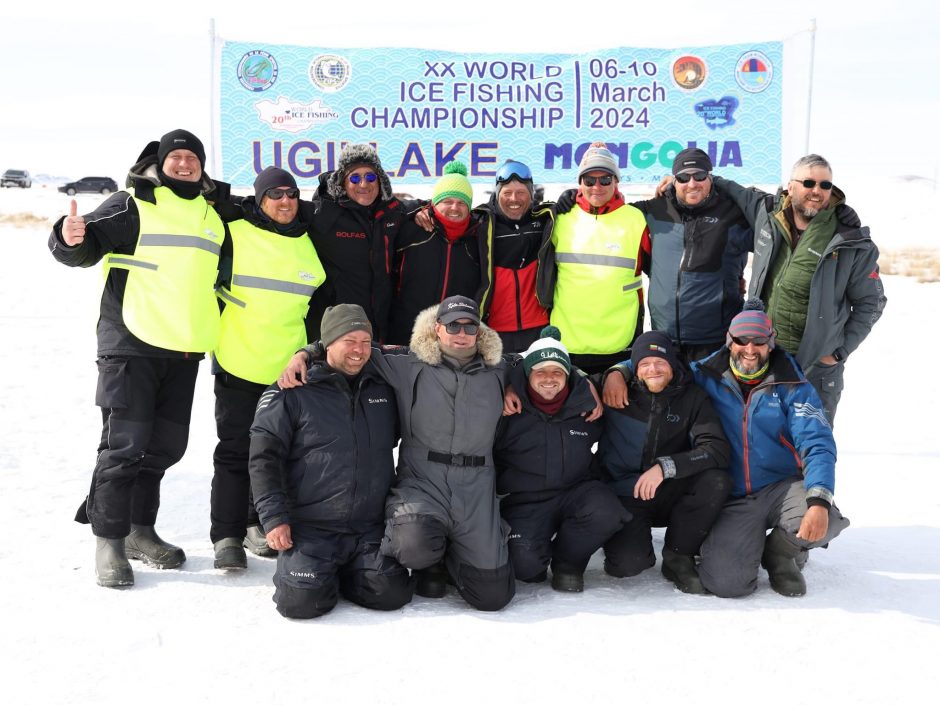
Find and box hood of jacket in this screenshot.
[408,304,503,367]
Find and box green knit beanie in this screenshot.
[432,161,473,207]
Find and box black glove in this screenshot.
[555,188,578,214]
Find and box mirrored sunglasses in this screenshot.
[731,336,770,346]
[675,171,709,184]
[581,175,613,187]
[348,172,378,184]
[792,178,833,190]
[265,188,299,200]
[442,321,479,335]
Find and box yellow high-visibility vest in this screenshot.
[550,204,646,354]
[215,219,326,384]
[105,187,223,352]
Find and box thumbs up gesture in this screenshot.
[61,199,86,246]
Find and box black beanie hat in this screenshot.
[254,167,298,202]
[631,331,679,370]
[671,147,712,176]
[157,129,206,168]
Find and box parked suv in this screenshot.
[58,176,118,196]
[1,169,32,188]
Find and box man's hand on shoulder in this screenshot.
[278,351,310,389]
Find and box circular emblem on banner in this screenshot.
[671,55,707,91]
[309,54,352,92]
[237,50,278,92]
[735,51,774,93]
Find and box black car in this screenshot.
[1,169,31,188]
[59,176,118,196]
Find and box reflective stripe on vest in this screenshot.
[104,187,223,352]
[214,218,326,384]
[550,205,646,354]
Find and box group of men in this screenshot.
[49,126,885,618]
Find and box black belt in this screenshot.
[427,450,486,467]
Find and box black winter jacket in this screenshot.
[494,365,601,504]
[632,187,751,346]
[475,198,554,333]
[248,362,400,534]
[598,363,730,498]
[306,174,409,342]
[387,213,485,345]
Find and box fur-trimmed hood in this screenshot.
[408,305,503,367]
[324,143,393,203]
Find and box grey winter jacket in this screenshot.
[713,176,887,370]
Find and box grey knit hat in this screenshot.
[577,141,620,180]
[321,304,373,347]
[326,143,393,202]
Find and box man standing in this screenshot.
[494,327,628,592]
[713,154,886,423]
[281,295,515,611]
[633,148,752,362]
[600,331,731,593]
[210,167,326,569]
[307,143,410,342]
[49,129,223,587]
[690,301,850,597]
[476,160,555,353]
[538,142,649,373]
[249,305,413,619]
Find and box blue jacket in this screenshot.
[691,347,836,503]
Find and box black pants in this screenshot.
[274,526,414,619]
[210,373,266,543]
[502,481,629,579]
[604,468,732,577]
[77,356,199,538]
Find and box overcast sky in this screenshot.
[2,1,936,184]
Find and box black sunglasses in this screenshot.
[581,175,613,187]
[441,321,479,335]
[675,171,709,184]
[348,172,378,184]
[791,178,833,190]
[731,336,770,346]
[265,188,299,200]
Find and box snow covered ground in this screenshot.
[1,186,938,705]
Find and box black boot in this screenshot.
[243,525,276,558]
[415,563,449,598]
[550,563,584,592]
[125,524,186,569]
[214,537,248,570]
[95,537,134,588]
[661,549,705,594]
[761,528,807,597]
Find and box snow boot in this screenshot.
[124,524,186,569]
[243,525,276,558]
[761,528,807,597]
[415,563,449,598]
[550,566,584,593]
[661,549,705,594]
[214,537,248,570]
[95,537,134,588]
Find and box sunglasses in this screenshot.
[731,336,770,346]
[581,175,614,187]
[348,172,378,184]
[675,171,709,184]
[792,178,833,190]
[265,188,299,200]
[441,321,479,335]
[495,161,533,184]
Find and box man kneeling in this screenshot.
[249,305,414,618]
[495,327,628,592]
